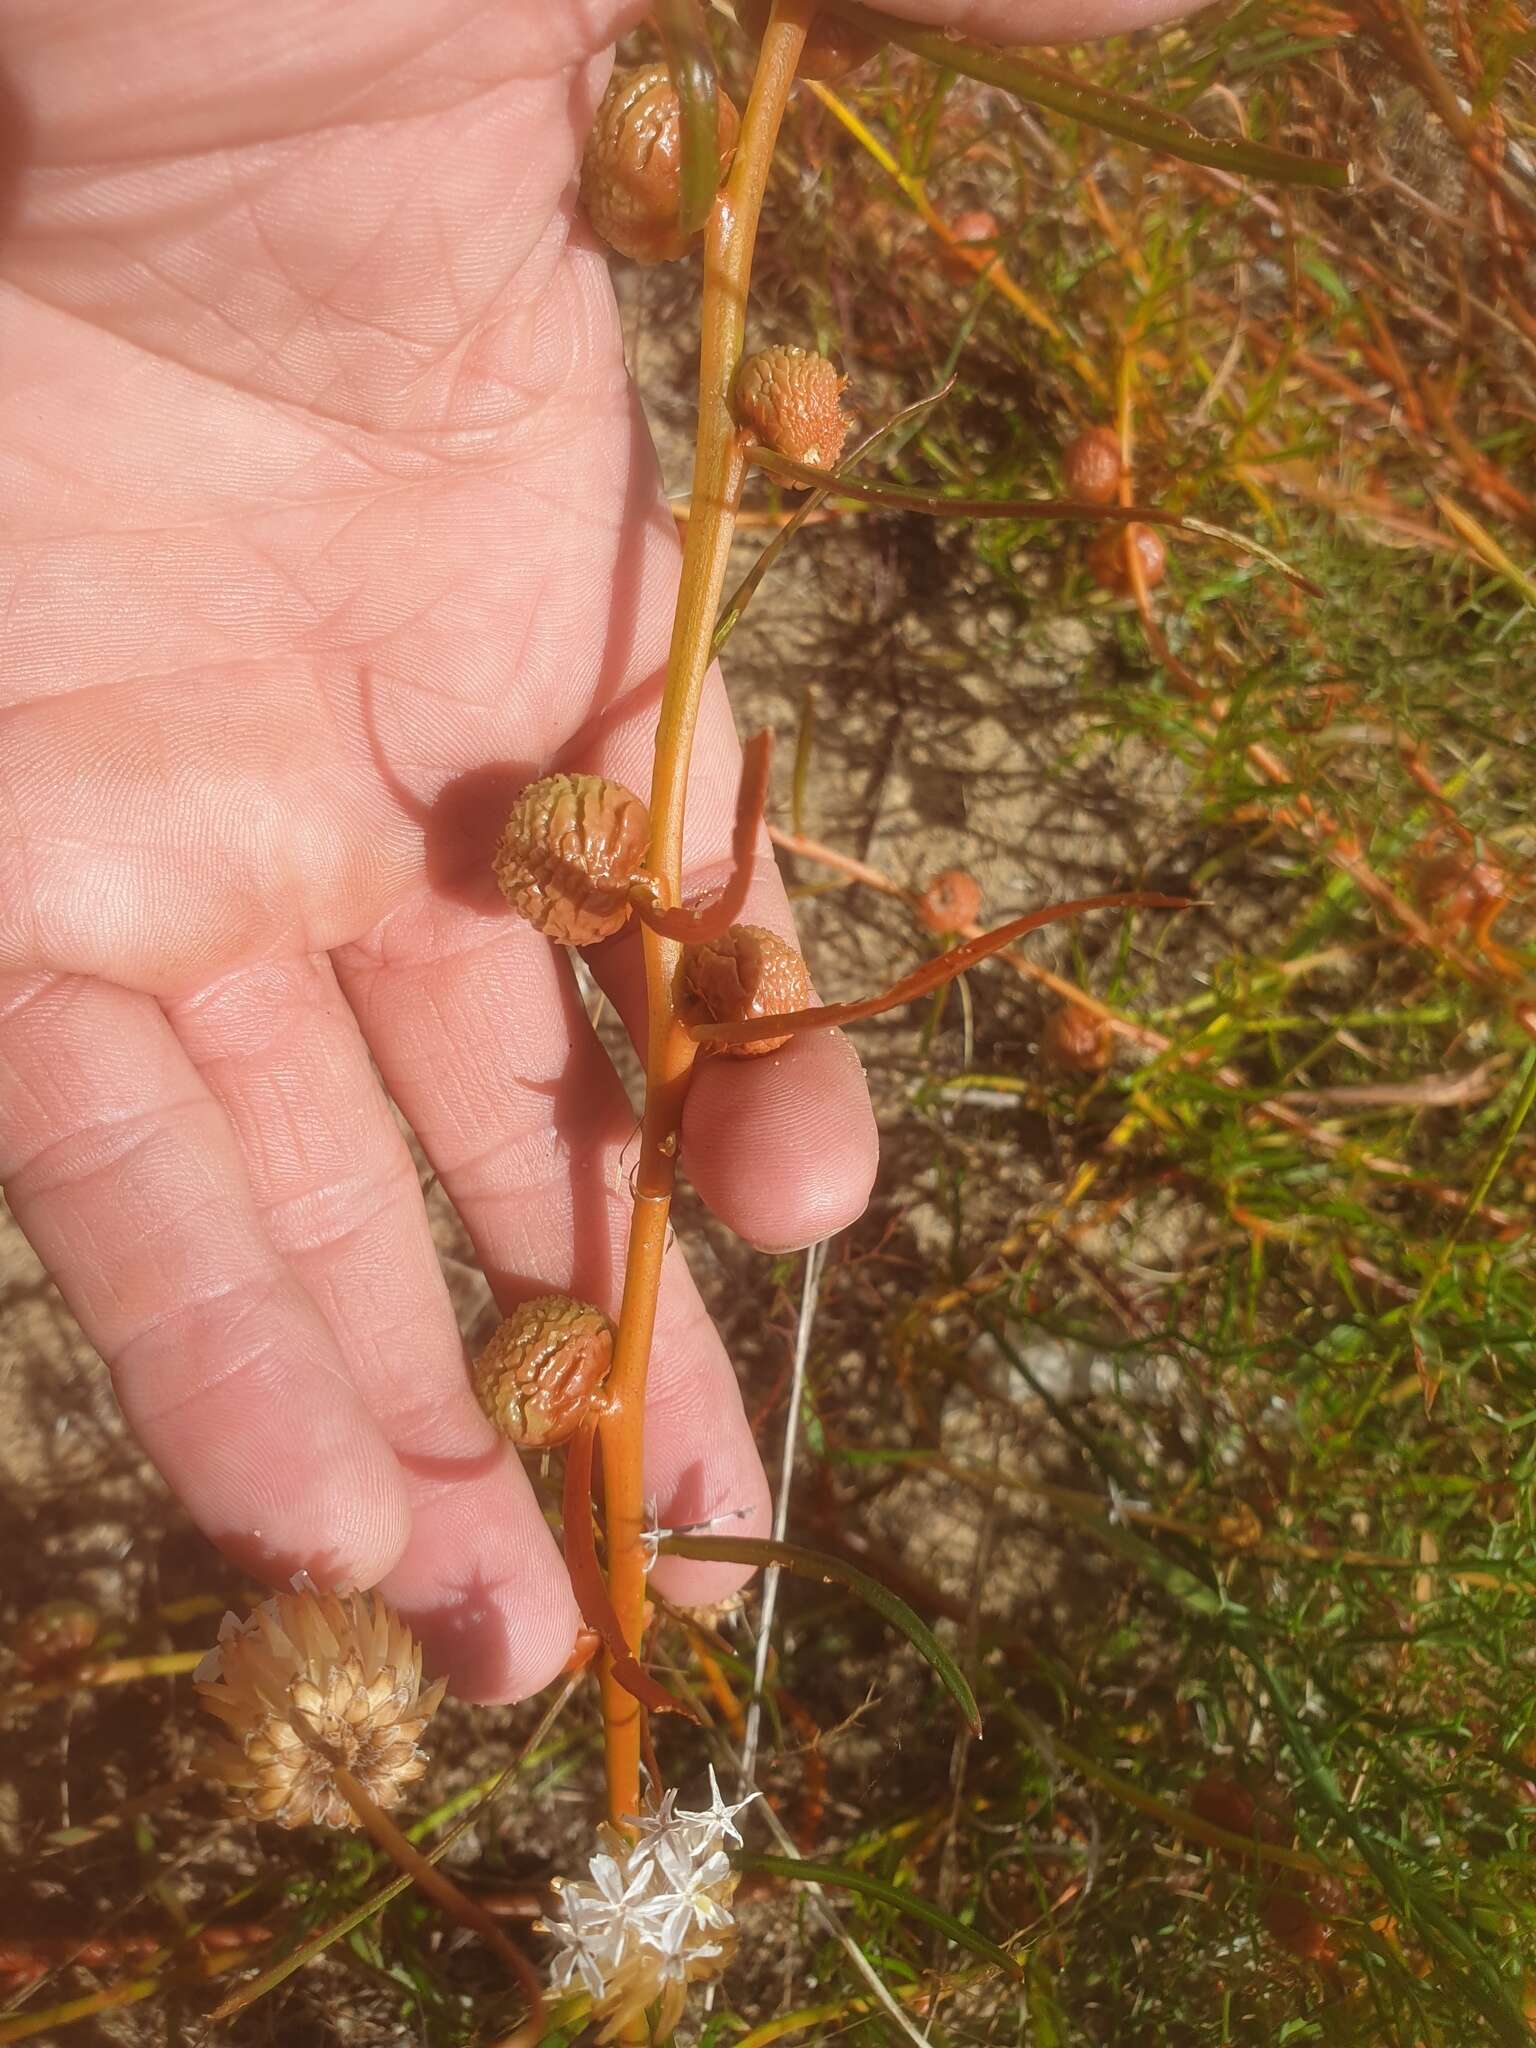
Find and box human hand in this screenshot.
[0,0,1202,1700]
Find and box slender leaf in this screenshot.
[564,1422,701,1722]
[685,892,1192,1048]
[657,0,724,237]
[749,447,1323,595]
[656,1532,980,1732]
[735,1852,1021,1973]
[827,0,1355,189]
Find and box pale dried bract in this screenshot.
[734,346,849,472]
[472,1294,615,1449]
[196,1582,445,1830]
[580,63,741,265]
[680,924,813,1058]
[494,773,651,947]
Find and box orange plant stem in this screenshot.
[596,0,816,1833]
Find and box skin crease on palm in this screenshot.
[0,0,1201,1703]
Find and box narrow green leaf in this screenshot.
[656,1532,981,1733]
[827,1,1355,190]
[736,1852,1021,1973]
[748,448,1324,596]
[657,0,723,237]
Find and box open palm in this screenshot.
[0,0,1198,1698]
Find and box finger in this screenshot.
[334,892,771,1609]
[162,954,578,1702]
[0,970,408,1588]
[574,666,880,1253]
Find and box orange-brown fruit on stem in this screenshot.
[1088,522,1166,593]
[734,346,849,472]
[1042,1001,1113,1076]
[580,63,741,265]
[1063,426,1122,506]
[473,1296,615,1450]
[939,208,1000,284]
[734,0,884,80]
[1413,849,1504,930]
[917,868,982,934]
[680,924,813,1058]
[493,773,651,947]
[14,1598,100,1674]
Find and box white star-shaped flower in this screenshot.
[677,1765,758,1853]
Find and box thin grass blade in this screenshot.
[749,449,1322,595]
[827,1,1354,189]
[735,1852,1020,1972]
[656,1531,980,1732]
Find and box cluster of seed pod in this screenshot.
[197,1582,446,1830]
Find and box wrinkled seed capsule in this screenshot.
[734,346,849,472]
[735,0,884,80]
[14,1598,100,1673]
[580,63,741,265]
[473,1295,615,1449]
[493,774,651,947]
[1087,522,1166,593]
[680,924,813,1058]
[917,868,981,935]
[1063,426,1122,506]
[1042,1001,1113,1076]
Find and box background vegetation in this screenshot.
[4,3,1535,2042]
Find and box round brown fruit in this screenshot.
[1087,522,1166,593]
[472,1295,615,1449]
[735,0,883,80]
[680,924,813,1058]
[1063,426,1122,506]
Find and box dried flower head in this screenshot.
[735,0,883,80]
[680,923,812,1058]
[14,1598,99,1674]
[1087,522,1167,593]
[734,346,849,472]
[917,867,982,934]
[1042,1000,1114,1076]
[472,1294,615,1449]
[196,1581,445,1830]
[1063,426,1123,506]
[542,1769,757,2042]
[581,63,741,265]
[494,773,651,947]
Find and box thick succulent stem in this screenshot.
[596,2,815,1832]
